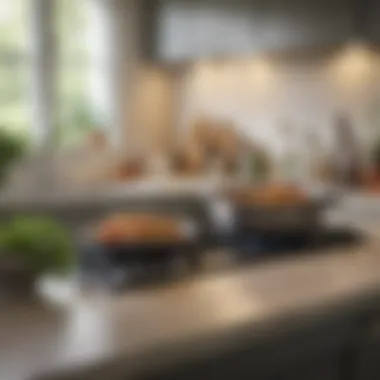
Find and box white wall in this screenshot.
[178,44,380,160]
[131,67,177,155]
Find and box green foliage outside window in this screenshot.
[56,0,98,147]
[0,0,98,146]
[0,0,30,136]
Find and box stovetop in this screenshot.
[84,227,364,291]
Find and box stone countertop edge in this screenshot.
[34,284,380,380]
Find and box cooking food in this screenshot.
[97,214,187,245]
[228,184,308,207]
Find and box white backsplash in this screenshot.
[178,44,380,158]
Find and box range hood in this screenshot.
[141,0,380,62]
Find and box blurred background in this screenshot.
[3,1,380,380]
[2,0,380,190]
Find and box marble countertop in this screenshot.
[2,235,380,380]
[0,178,230,210]
[0,178,332,211]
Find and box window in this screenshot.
[0,1,109,149]
[56,0,98,148]
[0,0,30,136]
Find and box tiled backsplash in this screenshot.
[178,44,380,159]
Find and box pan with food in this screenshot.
[81,213,201,286]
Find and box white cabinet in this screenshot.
[153,0,353,62]
[156,1,258,60]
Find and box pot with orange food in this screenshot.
[224,184,324,235]
[85,213,200,279]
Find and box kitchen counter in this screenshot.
[0,178,330,212]
[2,235,380,380]
[0,179,230,211]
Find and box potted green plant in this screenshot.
[0,129,26,184]
[0,217,73,297]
